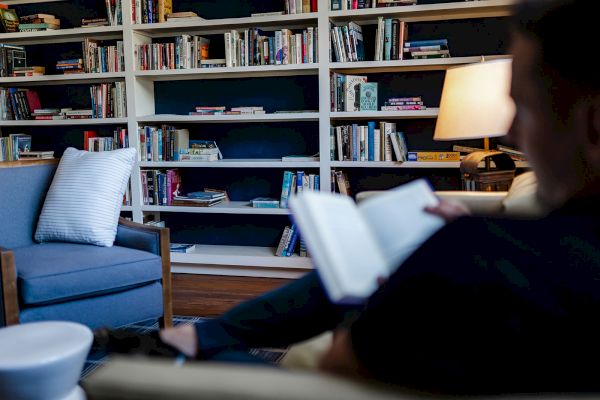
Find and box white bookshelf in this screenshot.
[0,72,126,86]
[328,0,515,23]
[5,0,513,277]
[136,113,319,123]
[0,118,128,127]
[135,64,319,80]
[139,159,321,168]
[142,202,291,215]
[330,109,439,120]
[0,26,123,45]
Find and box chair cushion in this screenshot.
[35,147,137,247]
[13,243,162,306]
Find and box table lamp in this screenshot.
[434,59,517,190]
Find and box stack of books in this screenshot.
[381,96,426,111]
[65,109,93,119]
[19,13,60,31]
[189,106,228,116]
[56,58,84,74]
[200,59,226,68]
[11,66,45,77]
[180,140,222,162]
[31,108,66,120]
[81,18,109,27]
[331,0,416,10]
[165,11,202,21]
[172,190,227,207]
[404,39,450,59]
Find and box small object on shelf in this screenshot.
[461,151,515,191]
[281,153,319,162]
[81,18,109,27]
[18,150,55,159]
[11,66,45,77]
[200,59,226,68]
[381,96,426,111]
[170,243,196,253]
[250,197,280,208]
[166,11,203,20]
[0,44,26,77]
[250,11,284,17]
[407,151,460,162]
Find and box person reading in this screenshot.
[98,0,600,393]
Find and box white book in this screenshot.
[374,128,381,161]
[224,32,232,67]
[289,179,444,304]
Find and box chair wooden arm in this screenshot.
[0,247,19,326]
[117,218,173,328]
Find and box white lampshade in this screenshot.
[434,59,516,141]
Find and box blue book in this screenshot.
[146,127,152,161]
[268,37,275,65]
[296,171,305,193]
[367,122,375,161]
[314,175,320,191]
[170,244,196,253]
[404,39,448,48]
[285,224,300,257]
[157,128,163,161]
[352,124,358,161]
[280,171,294,208]
[384,18,392,61]
[187,191,226,200]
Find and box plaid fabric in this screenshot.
[81,316,287,380]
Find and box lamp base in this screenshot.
[460,150,516,191]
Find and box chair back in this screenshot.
[0,162,57,249]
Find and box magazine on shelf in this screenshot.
[289,179,445,304]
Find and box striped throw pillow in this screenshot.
[35,147,137,247]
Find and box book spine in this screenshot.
[275,226,291,256]
[384,18,392,61]
[285,225,300,256]
[280,171,293,208]
[282,224,296,256]
[367,121,375,161]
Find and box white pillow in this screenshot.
[35,147,137,247]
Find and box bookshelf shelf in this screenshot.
[139,159,321,168]
[170,244,312,270]
[142,202,291,215]
[0,72,126,86]
[330,160,529,168]
[330,109,439,120]
[134,64,319,80]
[329,55,510,74]
[136,113,320,123]
[328,0,515,23]
[0,0,65,4]
[132,13,319,37]
[121,206,133,211]
[0,26,123,45]
[0,118,128,127]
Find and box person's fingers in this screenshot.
[159,324,199,358]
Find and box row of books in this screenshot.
[140,168,181,206]
[105,0,123,26]
[138,126,222,162]
[331,74,380,112]
[132,0,172,24]
[374,18,407,61]
[82,39,125,73]
[0,133,30,161]
[0,88,40,120]
[135,35,210,71]
[331,169,351,196]
[83,128,129,152]
[330,22,365,63]
[330,0,416,10]
[224,27,318,67]
[91,82,127,118]
[330,122,408,162]
[283,0,318,14]
[279,170,320,208]
[275,224,307,257]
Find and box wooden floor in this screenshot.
[172,273,292,317]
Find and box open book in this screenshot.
[289,179,445,304]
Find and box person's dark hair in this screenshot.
[512,0,600,92]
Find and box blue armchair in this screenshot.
[0,161,172,329]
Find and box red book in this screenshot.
[25,90,42,113]
[83,130,97,151]
[311,0,317,11]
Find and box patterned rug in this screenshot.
[81,316,288,380]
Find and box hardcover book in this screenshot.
[0,8,19,33]
[289,179,444,303]
[343,75,367,112]
[359,83,378,111]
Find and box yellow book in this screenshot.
[407,151,460,162]
[158,0,172,23]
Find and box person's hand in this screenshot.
[318,329,362,378]
[159,324,199,358]
[424,199,470,223]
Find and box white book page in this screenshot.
[358,179,445,275]
[289,192,387,303]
